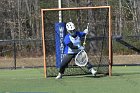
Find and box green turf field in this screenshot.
[0,66,140,93]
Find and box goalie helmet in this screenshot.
[66,22,75,31]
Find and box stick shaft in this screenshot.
[83,23,89,47]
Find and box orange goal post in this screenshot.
[41,6,112,78]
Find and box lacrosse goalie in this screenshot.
[56,22,97,79]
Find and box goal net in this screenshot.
[41,6,112,77]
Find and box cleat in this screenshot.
[89,68,97,76]
[55,73,62,79]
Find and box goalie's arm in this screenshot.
[67,42,78,49]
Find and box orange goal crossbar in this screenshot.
[41,6,112,78]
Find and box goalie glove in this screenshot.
[83,29,88,34]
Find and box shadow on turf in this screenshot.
[85,74,108,78]
[70,74,108,78]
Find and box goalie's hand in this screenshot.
[83,29,88,34]
[79,46,85,50]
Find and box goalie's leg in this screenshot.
[86,62,97,76]
[56,54,75,79]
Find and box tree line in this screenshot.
[0,0,140,56]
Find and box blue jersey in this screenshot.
[63,31,85,54]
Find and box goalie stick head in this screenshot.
[75,50,88,66]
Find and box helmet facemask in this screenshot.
[67,29,76,36]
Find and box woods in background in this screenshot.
[0,0,140,56]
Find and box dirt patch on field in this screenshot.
[0,55,140,68]
[113,55,140,64]
[0,57,43,68]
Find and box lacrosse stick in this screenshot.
[75,23,89,66]
[83,23,89,47]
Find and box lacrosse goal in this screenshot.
[41,6,112,78]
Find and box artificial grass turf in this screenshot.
[0,66,140,93]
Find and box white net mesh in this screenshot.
[75,50,88,67]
